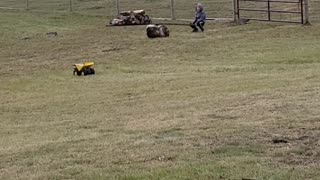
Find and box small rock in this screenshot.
[158,156,165,161]
[272,139,288,144]
[238,18,250,25]
[21,36,31,40]
[46,32,58,37]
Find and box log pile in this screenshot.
[110,10,152,26]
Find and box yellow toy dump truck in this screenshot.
[73,62,95,76]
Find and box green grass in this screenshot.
[1,1,320,179]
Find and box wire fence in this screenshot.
[0,0,233,19]
[0,0,319,22]
[0,0,117,16]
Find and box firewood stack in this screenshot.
[109,10,152,26]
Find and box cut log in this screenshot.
[120,9,145,16]
[110,19,125,26]
[133,10,145,14]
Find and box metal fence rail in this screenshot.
[235,0,308,24]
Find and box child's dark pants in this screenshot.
[190,21,205,32]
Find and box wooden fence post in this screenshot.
[69,0,72,12]
[232,0,237,23]
[116,0,120,15]
[304,0,310,24]
[171,0,176,20]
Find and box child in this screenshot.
[190,3,206,32]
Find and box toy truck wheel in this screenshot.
[83,69,88,76]
[90,68,95,74]
[84,68,95,76]
[84,68,92,76]
[74,69,82,76]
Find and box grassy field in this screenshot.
[1,1,320,179]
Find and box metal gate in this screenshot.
[236,0,305,24]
